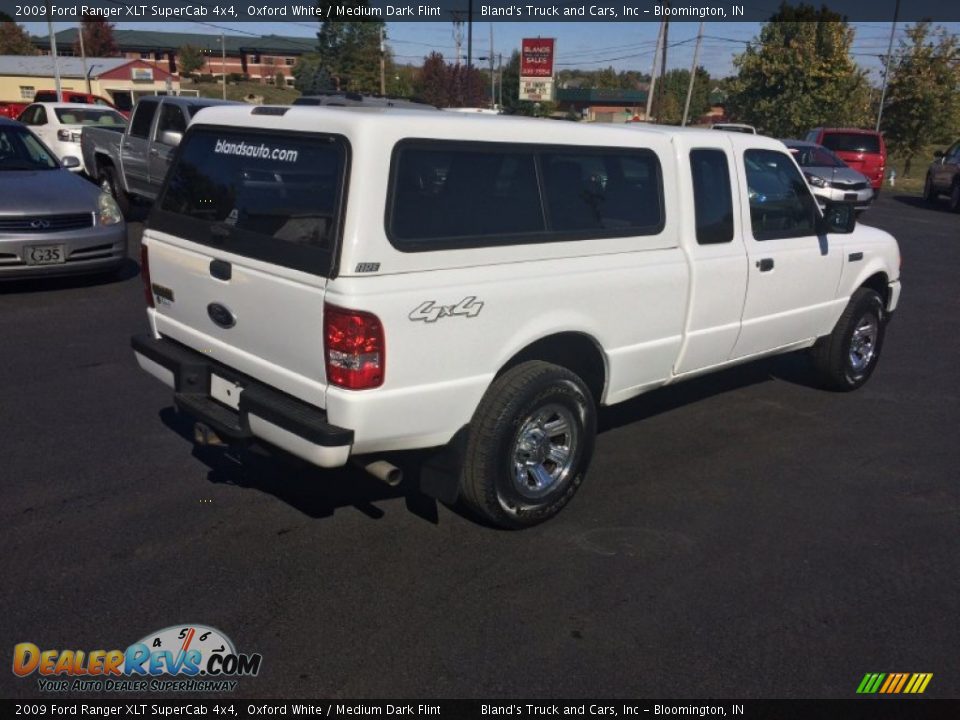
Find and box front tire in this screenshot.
[922,174,936,203]
[950,181,960,213]
[812,288,886,391]
[460,361,596,529]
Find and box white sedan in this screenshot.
[17,102,127,174]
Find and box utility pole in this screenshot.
[467,0,473,68]
[452,17,463,66]
[876,0,900,132]
[77,20,90,94]
[497,53,502,110]
[682,22,704,127]
[220,34,227,100]
[489,24,495,108]
[45,2,63,102]
[656,9,670,123]
[645,21,664,122]
[379,27,386,96]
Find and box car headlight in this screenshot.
[805,173,828,188]
[97,192,123,226]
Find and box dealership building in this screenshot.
[34,29,315,87]
[0,55,179,110]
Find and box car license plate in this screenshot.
[210,374,242,410]
[25,245,65,265]
[844,193,858,202]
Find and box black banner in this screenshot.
[2,0,960,23]
[2,700,960,719]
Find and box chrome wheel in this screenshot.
[849,313,879,373]
[511,403,578,500]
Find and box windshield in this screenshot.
[54,108,127,127]
[789,145,846,168]
[0,126,58,170]
[820,132,881,154]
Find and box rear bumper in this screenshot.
[131,333,354,468]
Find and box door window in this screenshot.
[156,103,187,142]
[744,149,818,241]
[690,149,733,245]
[129,100,158,138]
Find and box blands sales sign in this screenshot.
[520,38,556,78]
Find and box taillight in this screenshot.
[324,304,385,390]
[140,244,154,309]
[57,129,71,141]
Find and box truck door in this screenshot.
[730,148,843,359]
[121,98,158,195]
[673,145,749,375]
[147,101,186,198]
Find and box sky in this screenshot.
[20,19,960,84]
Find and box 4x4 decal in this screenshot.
[409,297,484,323]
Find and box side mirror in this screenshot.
[933,149,945,158]
[60,156,81,169]
[819,201,857,234]
[160,130,182,147]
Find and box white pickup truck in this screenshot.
[131,106,901,528]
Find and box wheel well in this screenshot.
[498,333,607,404]
[94,154,113,173]
[861,272,889,307]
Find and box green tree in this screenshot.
[76,14,117,57]
[315,1,386,93]
[177,45,204,78]
[882,22,960,176]
[727,3,872,137]
[653,67,711,125]
[292,53,335,95]
[0,20,36,55]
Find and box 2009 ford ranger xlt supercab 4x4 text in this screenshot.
[131,106,901,528]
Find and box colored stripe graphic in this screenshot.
[858,672,933,694]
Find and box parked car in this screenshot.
[922,139,960,212]
[0,118,125,279]
[81,95,239,216]
[17,103,127,174]
[0,90,127,122]
[783,140,874,213]
[806,128,887,192]
[32,90,127,117]
[130,106,901,528]
[711,123,757,134]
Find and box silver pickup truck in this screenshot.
[81,96,238,215]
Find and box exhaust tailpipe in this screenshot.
[354,459,403,487]
[194,422,225,447]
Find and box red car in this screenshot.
[805,128,887,192]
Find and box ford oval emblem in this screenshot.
[207,302,236,329]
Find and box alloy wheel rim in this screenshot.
[849,313,879,373]
[510,403,578,500]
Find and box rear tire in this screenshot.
[460,361,596,529]
[812,288,886,391]
[98,165,130,218]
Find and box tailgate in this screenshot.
[144,125,349,408]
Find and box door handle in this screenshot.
[756,258,774,272]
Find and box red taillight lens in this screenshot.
[324,304,385,390]
[140,244,154,309]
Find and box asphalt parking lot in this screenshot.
[1,193,957,700]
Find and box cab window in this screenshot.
[130,100,158,139]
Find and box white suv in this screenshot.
[132,106,901,528]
